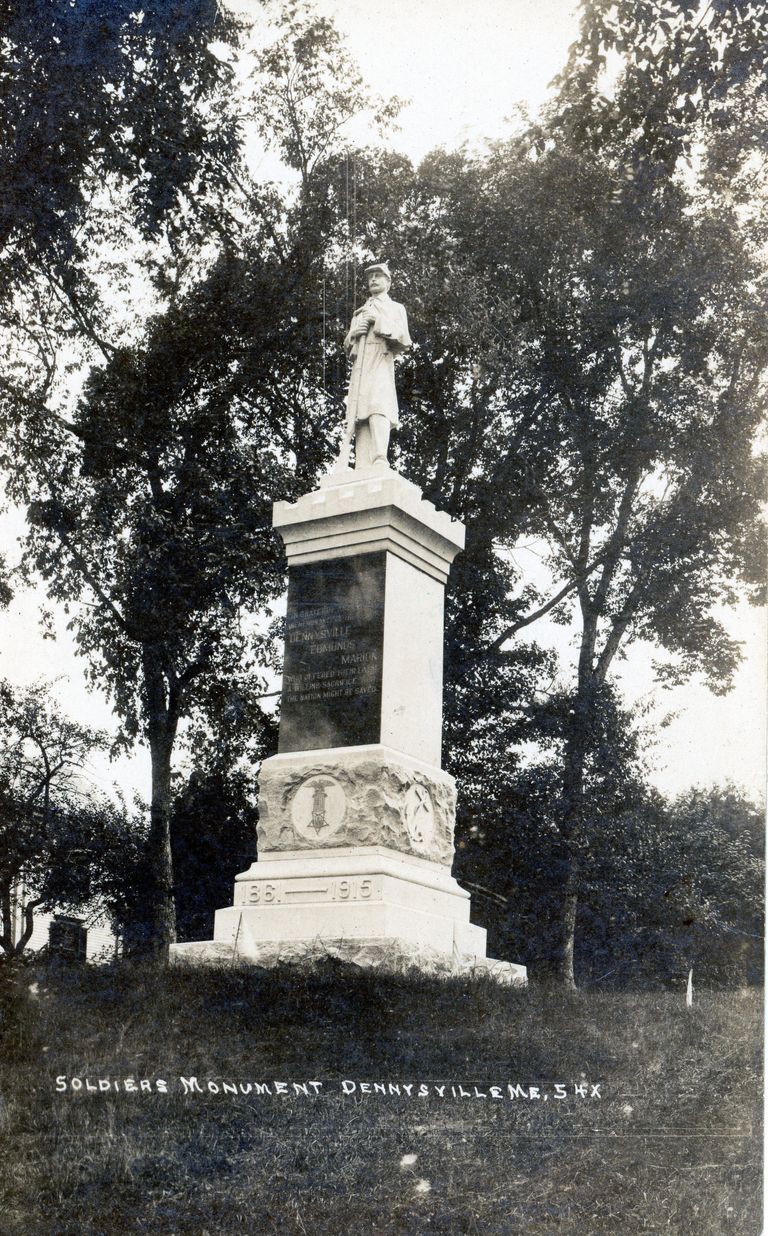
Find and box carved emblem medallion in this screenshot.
[403,783,435,849]
[291,775,347,841]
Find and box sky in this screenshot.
[239,0,579,165]
[306,0,579,162]
[0,0,765,805]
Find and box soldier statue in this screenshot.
[339,262,411,469]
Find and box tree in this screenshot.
[0,1,241,275]
[457,767,765,990]
[480,49,767,983]
[577,783,765,988]
[170,663,274,942]
[251,2,401,192]
[171,766,260,942]
[452,683,654,976]
[0,4,401,961]
[0,680,137,960]
[555,0,768,185]
[371,80,767,986]
[0,0,247,958]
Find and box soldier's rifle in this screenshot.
[339,312,372,465]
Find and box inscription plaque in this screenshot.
[279,552,386,752]
[242,877,377,905]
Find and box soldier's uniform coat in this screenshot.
[344,293,412,427]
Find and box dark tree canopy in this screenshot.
[0,0,240,259]
[0,4,405,959]
[554,0,768,183]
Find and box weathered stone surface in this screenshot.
[274,467,465,585]
[170,937,527,986]
[256,747,456,866]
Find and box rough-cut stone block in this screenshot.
[170,936,526,986]
[256,745,456,866]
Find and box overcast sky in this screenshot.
[235,0,579,164]
[0,0,764,804]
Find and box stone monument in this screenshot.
[172,264,526,984]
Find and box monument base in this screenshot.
[170,937,526,985]
[256,745,458,866]
[169,846,526,986]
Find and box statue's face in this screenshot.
[367,271,390,296]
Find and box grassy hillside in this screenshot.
[0,961,762,1234]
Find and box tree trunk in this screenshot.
[544,613,597,990]
[534,853,579,990]
[548,723,588,989]
[14,896,44,955]
[130,649,179,965]
[146,727,177,964]
[549,881,578,990]
[0,883,14,956]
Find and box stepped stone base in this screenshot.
[169,846,526,986]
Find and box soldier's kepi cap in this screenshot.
[364,261,391,280]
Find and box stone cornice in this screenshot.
[273,468,465,583]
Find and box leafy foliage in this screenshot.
[171,766,259,942]
[252,2,402,185]
[579,783,765,988]
[0,3,406,957]
[0,0,240,260]
[457,733,764,990]
[555,0,768,183]
[0,680,138,959]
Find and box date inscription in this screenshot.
[242,877,376,906]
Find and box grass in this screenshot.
[0,960,762,1234]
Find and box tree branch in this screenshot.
[46,518,132,638]
[473,540,613,659]
[591,466,644,617]
[32,259,117,363]
[594,566,653,684]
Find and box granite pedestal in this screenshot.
[172,463,526,984]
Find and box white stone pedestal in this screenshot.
[171,465,526,985]
[216,847,490,960]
